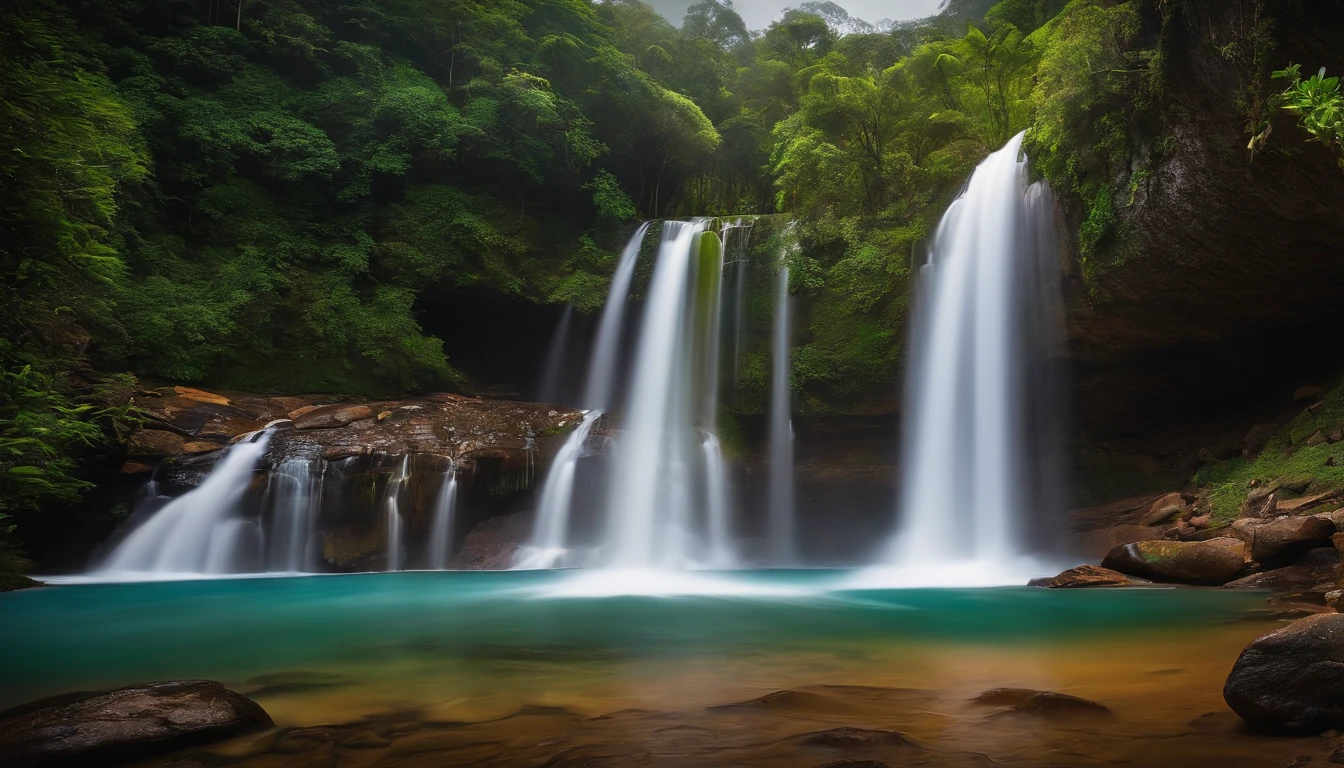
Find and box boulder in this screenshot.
[1241,486,1279,519]
[1224,614,1344,733]
[1101,537,1246,585]
[1229,516,1336,563]
[292,404,374,430]
[181,441,224,455]
[126,429,185,458]
[1078,524,1167,560]
[1028,565,1131,588]
[1140,492,1187,526]
[172,386,231,406]
[0,680,272,766]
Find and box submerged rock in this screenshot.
[1101,537,1247,585]
[969,688,1112,718]
[1225,614,1344,734]
[0,680,272,766]
[1028,565,1132,588]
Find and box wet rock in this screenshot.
[182,441,224,454]
[1141,492,1188,526]
[119,461,155,474]
[1079,523,1167,559]
[451,510,535,570]
[1243,487,1280,519]
[287,405,321,420]
[1225,614,1344,733]
[970,688,1112,717]
[127,429,185,458]
[1028,565,1132,588]
[293,405,375,430]
[0,680,272,766]
[1102,537,1247,585]
[1229,516,1336,563]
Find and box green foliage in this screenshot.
[1251,64,1344,169]
[1195,381,1344,525]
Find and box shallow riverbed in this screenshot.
[0,571,1331,766]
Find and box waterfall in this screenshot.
[767,259,795,565]
[536,303,574,403]
[263,458,323,573]
[426,459,458,570]
[383,455,410,572]
[98,429,274,574]
[865,131,1064,587]
[702,433,735,568]
[602,221,708,568]
[515,410,603,569]
[584,222,652,409]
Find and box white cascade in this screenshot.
[863,131,1064,587]
[98,429,274,575]
[426,459,458,569]
[767,258,795,565]
[263,457,323,573]
[514,410,603,569]
[383,455,411,572]
[602,220,709,568]
[584,222,652,409]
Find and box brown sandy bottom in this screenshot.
[134,616,1341,768]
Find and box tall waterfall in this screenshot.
[517,220,748,571]
[383,455,411,572]
[767,258,795,565]
[426,459,458,570]
[98,429,275,575]
[864,131,1064,587]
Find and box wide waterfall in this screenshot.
[859,131,1065,587]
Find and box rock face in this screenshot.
[1028,565,1132,588]
[969,688,1112,718]
[0,680,272,766]
[1101,537,1246,585]
[1224,614,1344,734]
[1229,516,1336,564]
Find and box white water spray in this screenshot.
[383,455,410,572]
[515,410,603,569]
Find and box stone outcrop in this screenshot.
[0,681,272,766]
[1028,565,1132,588]
[1101,538,1246,585]
[1229,516,1336,564]
[1225,614,1344,734]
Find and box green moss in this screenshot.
[1195,380,1344,525]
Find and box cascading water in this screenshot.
[426,459,458,570]
[767,258,795,565]
[98,428,275,575]
[263,457,323,573]
[536,303,575,403]
[861,131,1065,587]
[584,221,651,409]
[515,410,603,569]
[384,455,410,572]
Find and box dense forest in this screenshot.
[3,0,1341,579]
